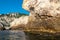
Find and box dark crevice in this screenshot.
[29,7,34,11]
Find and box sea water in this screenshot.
[0,30,26,40]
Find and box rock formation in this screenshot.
[10,16,29,30]
[9,0,60,33]
[23,0,60,33]
[0,13,28,30]
[23,0,60,17]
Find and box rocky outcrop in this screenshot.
[4,0,60,34]
[9,0,60,33]
[23,0,60,16]
[22,0,60,33]
[0,23,6,30]
[0,13,28,30]
[10,16,29,30]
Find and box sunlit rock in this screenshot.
[0,23,6,30]
[10,16,29,29]
[22,0,60,33]
[10,0,60,33]
[23,0,60,17]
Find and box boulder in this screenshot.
[10,16,29,30]
[0,23,6,30]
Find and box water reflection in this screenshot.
[0,30,60,40]
[25,32,60,40]
[0,30,26,40]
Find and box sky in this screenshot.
[0,0,29,14]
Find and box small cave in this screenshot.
[29,7,34,11]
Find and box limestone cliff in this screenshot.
[9,0,60,34]
[23,0,60,33]
[0,13,28,30]
[10,16,29,29]
[22,0,60,17]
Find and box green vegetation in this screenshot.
[0,12,29,18]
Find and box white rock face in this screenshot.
[23,0,60,17]
[10,0,60,30]
[10,16,29,27]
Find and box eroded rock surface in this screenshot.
[10,16,29,30]
[23,0,60,33]
[23,0,60,17]
[0,13,28,30]
[9,0,60,33]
